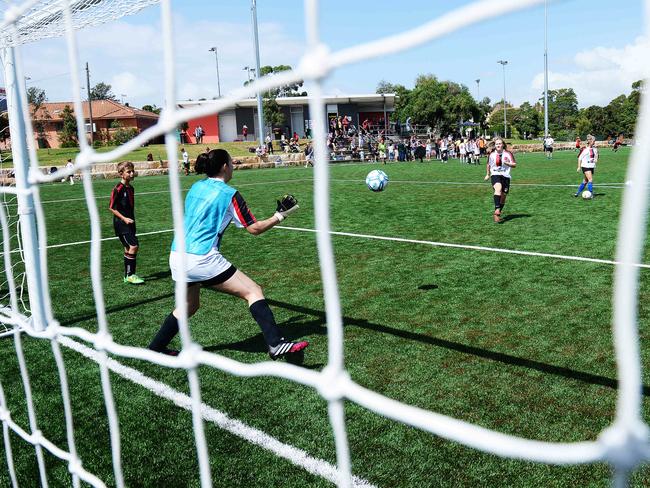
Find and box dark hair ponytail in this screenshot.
[194,149,230,177]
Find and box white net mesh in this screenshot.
[1,0,650,486]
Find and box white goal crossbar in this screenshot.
[1,0,650,487]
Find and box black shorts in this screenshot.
[183,162,190,169]
[491,175,511,193]
[582,167,595,174]
[189,265,237,288]
[545,146,553,152]
[118,231,139,248]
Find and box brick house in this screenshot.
[31,99,160,148]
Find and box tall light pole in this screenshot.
[543,0,549,137]
[475,78,480,100]
[209,46,222,98]
[85,62,94,145]
[497,60,508,138]
[251,0,265,147]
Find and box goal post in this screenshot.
[1,43,49,332]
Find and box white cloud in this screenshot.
[531,36,650,107]
[15,13,304,108]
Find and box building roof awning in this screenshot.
[178,93,398,110]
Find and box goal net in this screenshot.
[1,0,649,487]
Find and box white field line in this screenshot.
[57,335,376,488]
[16,224,650,269]
[1,179,314,207]
[1,177,637,208]
[274,226,650,269]
[330,178,631,189]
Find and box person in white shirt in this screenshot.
[181,147,190,175]
[574,134,599,198]
[543,134,554,159]
[459,140,467,164]
[65,159,75,185]
[484,138,517,222]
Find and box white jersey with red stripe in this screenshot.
[487,150,515,178]
[579,146,598,169]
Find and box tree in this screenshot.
[58,105,78,148]
[512,102,542,139]
[109,120,138,145]
[142,104,162,114]
[545,88,579,139]
[89,82,117,101]
[392,74,480,135]
[263,97,285,130]
[376,80,406,94]
[245,65,307,98]
[27,86,49,146]
[0,112,9,145]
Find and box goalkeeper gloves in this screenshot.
[274,194,299,222]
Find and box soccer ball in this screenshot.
[582,190,592,199]
[366,170,389,192]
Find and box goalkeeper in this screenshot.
[148,149,308,359]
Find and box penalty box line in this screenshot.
[56,335,376,488]
[25,226,650,269]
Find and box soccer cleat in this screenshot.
[493,209,502,223]
[268,340,309,360]
[124,274,145,285]
[162,348,179,356]
[574,193,580,197]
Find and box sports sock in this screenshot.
[587,182,593,193]
[124,253,136,277]
[249,299,282,347]
[148,313,179,351]
[577,182,586,194]
[493,195,501,210]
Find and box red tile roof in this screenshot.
[32,99,159,121]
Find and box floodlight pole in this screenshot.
[209,46,222,98]
[251,0,265,147]
[498,60,508,138]
[85,62,94,145]
[475,78,480,101]
[543,0,549,137]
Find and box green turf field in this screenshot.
[2,147,650,487]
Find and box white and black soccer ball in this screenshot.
[366,170,389,192]
[582,190,592,200]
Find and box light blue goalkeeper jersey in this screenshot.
[171,178,237,255]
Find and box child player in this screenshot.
[484,138,517,223]
[109,161,144,284]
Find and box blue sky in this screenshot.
[3,0,647,109]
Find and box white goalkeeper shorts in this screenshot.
[169,248,233,283]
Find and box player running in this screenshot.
[574,134,599,198]
[148,149,308,360]
[484,138,517,223]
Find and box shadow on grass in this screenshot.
[500,213,531,223]
[262,299,650,397]
[60,292,175,327]
[61,293,647,395]
[141,270,172,281]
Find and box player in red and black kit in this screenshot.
[109,161,144,284]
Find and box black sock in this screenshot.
[249,299,282,347]
[493,195,501,210]
[124,253,136,277]
[148,313,179,351]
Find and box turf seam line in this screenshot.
[56,335,377,488]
